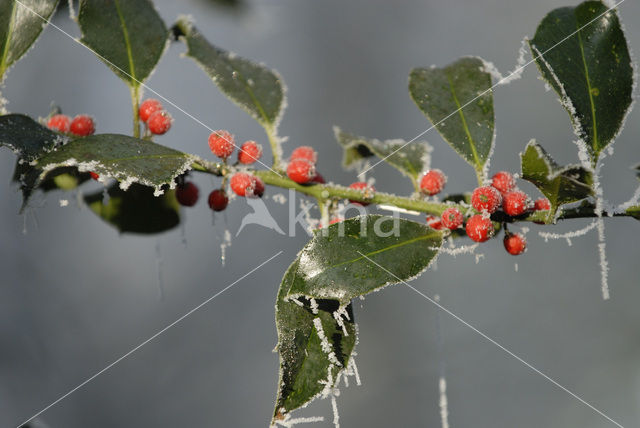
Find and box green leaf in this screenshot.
[520,140,593,218]
[173,17,285,129]
[627,205,640,221]
[529,1,633,165]
[334,126,432,188]
[35,133,195,195]
[0,114,63,161]
[0,0,59,81]
[287,215,442,306]
[84,182,180,234]
[273,260,356,421]
[409,57,495,178]
[78,0,168,87]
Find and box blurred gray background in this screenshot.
[1,0,640,427]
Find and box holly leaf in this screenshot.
[0,0,59,81]
[173,17,285,130]
[334,126,432,188]
[529,1,633,165]
[78,0,168,87]
[520,140,593,218]
[273,260,356,422]
[0,114,64,160]
[409,57,494,178]
[84,183,180,234]
[287,215,442,307]
[35,133,196,196]
[627,205,640,221]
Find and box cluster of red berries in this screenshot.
[139,98,173,135]
[47,114,95,136]
[286,146,320,184]
[423,170,551,256]
[175,181,230,211]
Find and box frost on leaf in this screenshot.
[520,140,593,220]
[273,260,356,423]
[529,1,634,164]
[334,126,432,188]
[409,56,495,179]
[34,134,196,196]
[173,16,287,135]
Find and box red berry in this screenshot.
[534,197,551,211]
[426,215,443,230]
[176,182,199,206]
[504,233,527,255]
[491,171,516,194]
[330,217,343,225]
[230,172,264,198]
[90,171,100,181]
[441,207,463,230]
[147,110,172,135]
[348,181,375,206]
[471,186,502,213]
[208,189,229,211]
[69,114,95,136]
[290,146,317,164]
[209,130,235,159]
[139,99,163,123]
[287,159,316,184]
[47,114,71,133]
[502,190,531,216]
[238,140,263,165]
[465,214,494,242]
[420,169,447,196]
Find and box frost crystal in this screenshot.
[538,220,598,246]
[58,199,68,207]
[439,377,450,428]
[220,229,232,266]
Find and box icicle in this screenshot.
[474,253,484,264]
[180,220,188,248]
[514,263,519,272]
[220,229,232,266]
[439,377,450,428]
[330,395,340,428]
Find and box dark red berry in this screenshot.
[534,198,551,211]
[348,181,374,206]
[491,171,516,194]
[441,207,463,230]
[209,130,235,159]
[504,233,527,255]
[230,172,264,198]
[139,99,163,122]
[420,169,447,196]
[311,173,325,184]
[426,215,443,230]
[471,186,502,213]
[90,171,100,181]
[287,159,316,184]
[238,140,262,165]
[147,110,172,135]
[208,189,229,211]
[465,214,494,242]
[502,190,531,216]
[47,114,71,133]
[176,182,199,206]
[69,115,95,136]
[290,146,317,164]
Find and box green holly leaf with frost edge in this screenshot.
[520,139,593,220]
[35,134,197,196]
[334,126,432,188]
